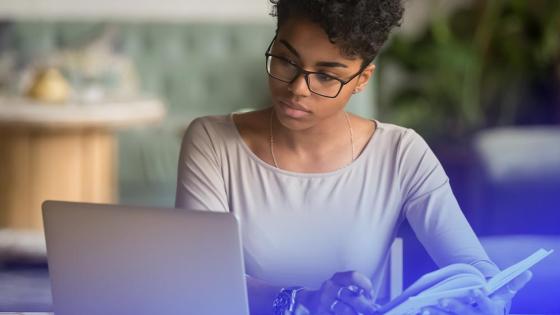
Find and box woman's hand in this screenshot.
[418,271,533,315]
[297,270,380,315]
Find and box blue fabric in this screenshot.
[0,267,52,312]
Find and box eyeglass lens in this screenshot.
[267,55,342,97]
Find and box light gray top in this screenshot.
[175,114,499,301]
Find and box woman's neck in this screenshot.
[271,109,351,157]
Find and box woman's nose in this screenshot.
[288,73,312,97]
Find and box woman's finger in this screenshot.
[438,289,506,315]
[318,282,377,315]
[510,270,533,291]
[437,297,474,315]
[332,271,375,298]
[491,270,533,301]
[419,305,453,315]
[318,280,340,307]
[337,286,379,315]
[469,289,502,314]
[316,281,360,314]
[330,299,359,315]
[474,290,507,314]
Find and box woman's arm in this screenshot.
[397,129,499,275]
[396,129,531,314]
[175,118,229,211]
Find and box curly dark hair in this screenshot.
[269,0,404,66]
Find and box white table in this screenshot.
[0,97,166,231]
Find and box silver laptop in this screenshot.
[42,200,250,315]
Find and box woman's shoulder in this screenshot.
[181,109,269,152]
[182,114,238,141]
[230,108,269,133]
[177,115,236,157]
[187,109,268,134]
[371,119,427,151]
[230,109,270,152]
[188,114,232,131]
[375,120,411,137]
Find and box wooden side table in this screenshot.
[0,97,166,231]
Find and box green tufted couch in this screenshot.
[1,20,376,209]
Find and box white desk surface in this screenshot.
[0,97,166,129]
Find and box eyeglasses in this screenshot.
[264,36,367,98]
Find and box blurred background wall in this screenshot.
[0,0,271,21]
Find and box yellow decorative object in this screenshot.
[27,67,71,104]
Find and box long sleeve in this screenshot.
[175,118,229,212]
[397,129,500,277]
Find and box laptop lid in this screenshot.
[42,200,249,315]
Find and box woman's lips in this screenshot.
[279,101,311,118]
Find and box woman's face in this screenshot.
[268,17,374,131]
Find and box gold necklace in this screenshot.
[269,109,355,169]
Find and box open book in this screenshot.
[378,248,554,315]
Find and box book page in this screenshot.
[486,248,553,295]
[381,248,553,315]
[378,264,482,313]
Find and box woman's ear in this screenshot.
[353,64,376,94]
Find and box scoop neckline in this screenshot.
[228,112,383,178]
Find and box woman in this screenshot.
[175,1,531,314]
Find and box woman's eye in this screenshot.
[316,73,335,82]
[286,59,298,66]
[276,56,297,66]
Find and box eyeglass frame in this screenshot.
[264,35,371,98]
